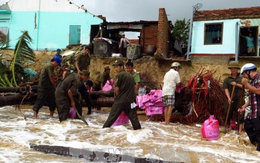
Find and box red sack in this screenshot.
[201,115,219,141]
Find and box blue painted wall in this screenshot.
[0,11,103,50]
[191,19,240,54]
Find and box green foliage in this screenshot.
[0,31,35,87]
[171,19,190,51]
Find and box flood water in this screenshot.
[0,106,260,163]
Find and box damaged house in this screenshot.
[93,8,172,59]
[0,0,103,50]
[189,6,260,61]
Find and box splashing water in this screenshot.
[0,106,260,163]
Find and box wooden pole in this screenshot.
[224,85,236,133]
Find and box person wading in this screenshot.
[162,62,181,125]
[239,63,260,151]
[55,71,83,122]
[103,59,141,130]
[33,57,61,119]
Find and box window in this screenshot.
[204,23,223,45]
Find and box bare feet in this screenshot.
[33,111,38,119]
[50,111,54,117]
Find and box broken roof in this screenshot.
[194,6,260,21]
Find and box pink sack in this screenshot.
[113,112,129,126]
[201,115,220,141]
[68,107,76,119]
[145,106,164,116]
[102,79,114,92]
[136,94,150,109]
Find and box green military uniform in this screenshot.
[33,63,56,113]
[223,74,243,125]
[103,70,141,130]
[55,73,81,122]
[76,53,90,71]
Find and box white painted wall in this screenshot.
[191,19,240,54]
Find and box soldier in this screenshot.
[223,61,243,132]
[55,71,82,122]
[103,59,141,130]
[33,57,61,119]
[100,66,112,90]
[75,46,91,74]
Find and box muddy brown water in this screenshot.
[0,105,259,163]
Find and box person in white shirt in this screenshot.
[162,62,181,125]
[119,33,130,57]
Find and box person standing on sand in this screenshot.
[75,46,91,74]
[223,61,244,133]
[33,57,61,119]
[162,62,181,125]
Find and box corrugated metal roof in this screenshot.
[194,6,260,21]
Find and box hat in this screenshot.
[80,70,90,77]
[171,62,182,69]
[57,48,61,52]
[104,66,110,71]
[228,61,240,69]
[113,59,124,66]
[52,57,61,66]
[241,63,257,74]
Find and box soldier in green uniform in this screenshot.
[100,66,112,90]
[75,46,91,74]
[223,61,243,132]
[33,57,61,119]
[103,59,141,130]
[55,71,82,122]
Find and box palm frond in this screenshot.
[10,31,35,86]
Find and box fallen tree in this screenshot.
[30,144,182,163]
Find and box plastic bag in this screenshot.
[102,79,114,92]
[201,115,219,141]
[68,108,76,119]
[113,112,129,126]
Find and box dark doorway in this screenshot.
[90,25,100,43]
[239,26,258,56]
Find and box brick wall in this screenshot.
[157,8,170,57]
[140,24,158,53]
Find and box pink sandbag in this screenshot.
[136,94,150,109]
[201,115,220,141]
[102,79,114,92]
[113,112,129,126]
[145,106,164,116]
[68,107,76,119]
[149,90,163,102]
